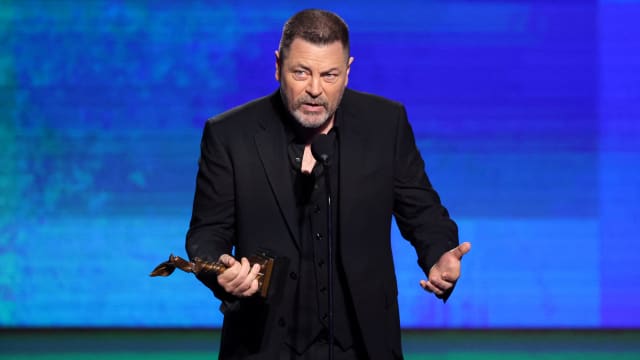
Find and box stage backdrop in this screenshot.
[1,0,638,328]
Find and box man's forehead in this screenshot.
[282,38,349,65]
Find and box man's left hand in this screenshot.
[420,242,471,297]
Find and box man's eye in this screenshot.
[293,70,307,78]
[324,74,338,82]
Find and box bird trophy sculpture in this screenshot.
[150,252,275,298]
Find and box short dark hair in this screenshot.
[278,9,350,62]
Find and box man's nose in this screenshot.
[306,76,322,97]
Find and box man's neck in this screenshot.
[296,115,334,174]
[294,116,334,145]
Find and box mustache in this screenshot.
[295,96,328,108]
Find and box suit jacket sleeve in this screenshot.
[185,119,238,303]
[391,105,459,299]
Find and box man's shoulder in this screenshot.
[343,88,402,107]
[341,89,405,123]
[209,92,276,122]
[342,89,404,114]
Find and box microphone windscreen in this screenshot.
[311,133,334,165]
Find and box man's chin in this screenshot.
[294,113,329,129]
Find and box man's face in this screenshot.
[276,38,353,130]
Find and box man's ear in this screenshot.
[345,56,354,86]
[274,50,281,81]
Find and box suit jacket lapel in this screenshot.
[254,97,301,250]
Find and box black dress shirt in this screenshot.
[284,116,361,354]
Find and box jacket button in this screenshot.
[315,233,323,241]
[289,272,298,280]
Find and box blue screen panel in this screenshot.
[1,0,638,328]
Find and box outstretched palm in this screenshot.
[421,242,471,296]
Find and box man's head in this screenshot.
[278,9,350,63]
[275,9,354,131]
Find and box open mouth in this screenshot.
[301,103,324,112]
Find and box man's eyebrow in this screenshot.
[289,64,342,74]
[321,67,341,74]
[290,64,311,71]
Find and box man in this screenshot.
[186,9,471,359]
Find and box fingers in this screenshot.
[241,265,261,297]
[450,242,471,260]
[421,265,456,297]
[421,279,452,296]
[236,262,261,296]
[420,279,434,293]
[218,254,237,267]
[421,275,454,296]
[216,255,261,298]
[421,279,446,296]
[226,257,252,295]
[423,243,469,297]
[430,275,454,291]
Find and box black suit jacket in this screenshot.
[186,89,458,359]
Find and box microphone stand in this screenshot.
[320,154,335,360]
[311,134,335,360]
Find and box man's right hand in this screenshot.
[217,254,261,297]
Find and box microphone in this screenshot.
[311,134,334,166]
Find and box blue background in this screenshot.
[1,0,639,328]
